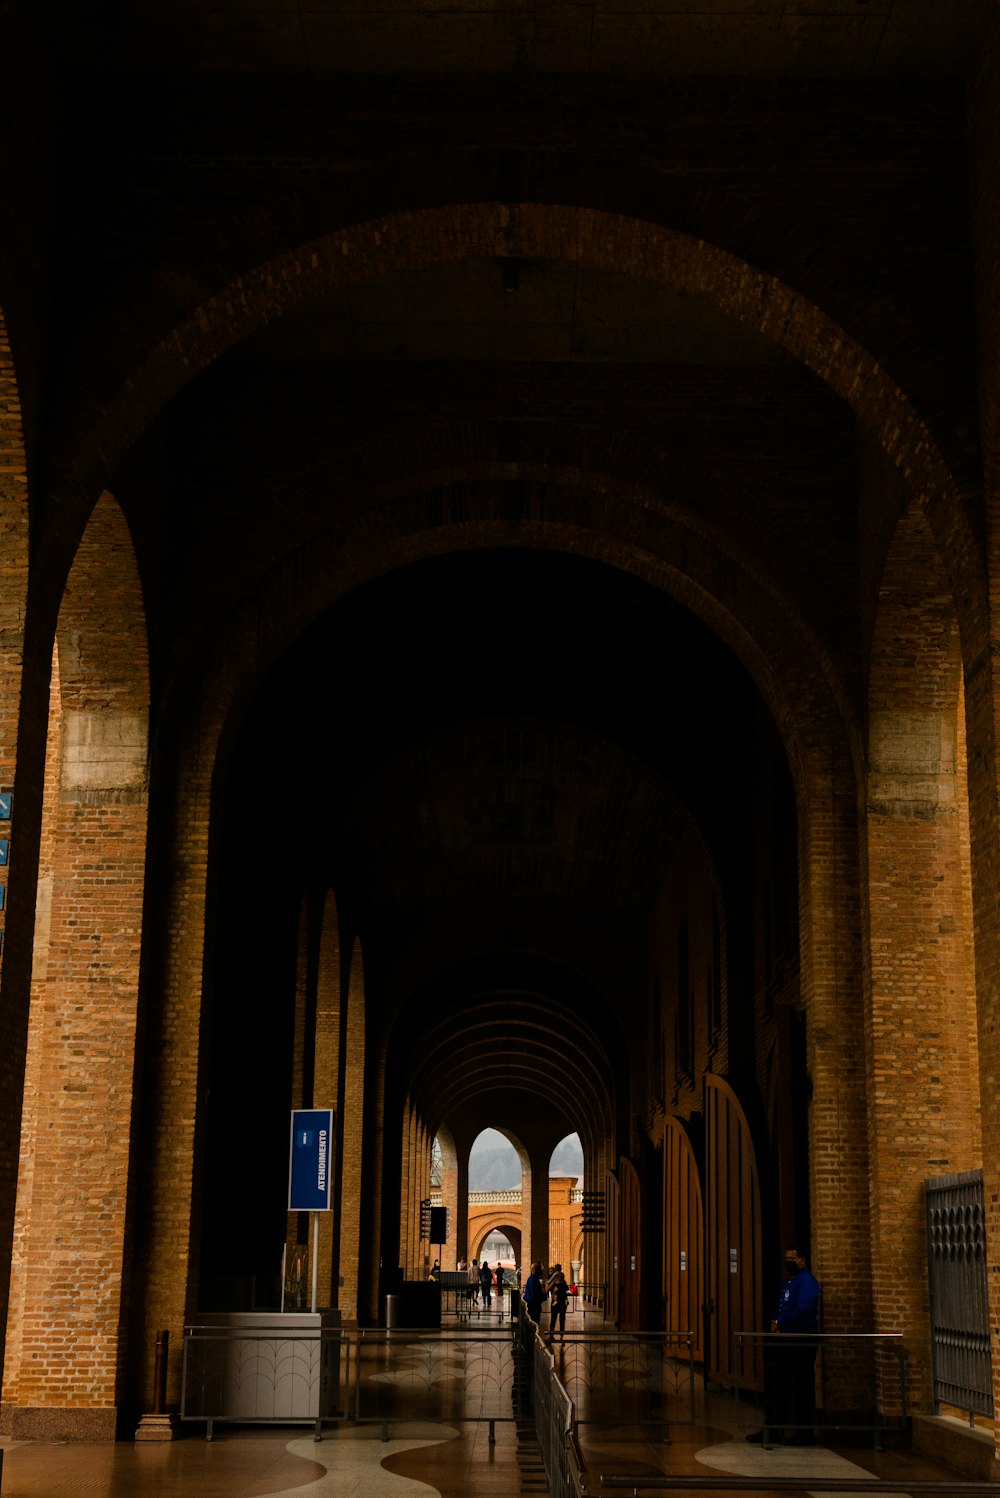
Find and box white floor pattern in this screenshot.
[259,1421,460,1498]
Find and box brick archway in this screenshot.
[48,206,969,1417]
[46,201,979,657]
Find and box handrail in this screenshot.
[598,1480,994,1492]
[599,1482,997,1493]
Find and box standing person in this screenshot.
[480,1259,494,1309]
[747,1243,821,1445]
[470,1260,480,1306]
[548,1266,570,1338]
[494,1263,505,1306]
[524,1261,546,1325]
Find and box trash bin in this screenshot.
[385,1293,402,1330]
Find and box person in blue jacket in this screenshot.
[524,1261,546,1325]
[747,1244,821,1445]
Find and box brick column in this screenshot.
[0,304,32,1405]
[969,13,1000,1446]
[863,502,980,1413]
[313,895,341,1306]
[336,938,365,1317]
[2,495,149,1440]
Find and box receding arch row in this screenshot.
[409,1046,612,1142]
[130,489,867,1408]
[158,413,858,702]
[391,990,617,1160]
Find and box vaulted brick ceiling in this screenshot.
[51,0,995,78]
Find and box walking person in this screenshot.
[548,1266,570,1338]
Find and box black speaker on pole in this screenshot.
[429,1205,448,1243]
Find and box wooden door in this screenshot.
[704,1074,764,1390]
[618,1156,642,1331]
[606,1168,621,1324]
[663,1115,704,1359]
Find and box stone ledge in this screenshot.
[5,1405,118,1442]
[912,1414,1000,1481]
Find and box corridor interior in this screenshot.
[0,1307,972,1498]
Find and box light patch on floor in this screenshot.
[259,1421,460,1498]
[696,1438,894,1497]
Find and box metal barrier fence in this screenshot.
[518,1304,698,1498]
[598,1481,1000,1496]
[516,1307,697,1434]
[181,1325,341,1438]
[534,1329,579,1498]
[180,1323,518,1441]
[731,1332,908,1448]
[351,1328,515,1435]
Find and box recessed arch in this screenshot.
[135,301,873,1371]
[50,202,982,709]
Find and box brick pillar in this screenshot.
[439,1161,459,1271]
[2,494,149,1440]
[360,1042,386,1322]
[455,1144,470,1267]
[336,937,365,1318]
[524,1152,549,1273]
[0,304,32,1404]
[399,1101,414,1273]
[798,741,871,1414]
[313,894,340,1307]
[863,502,980,1413]
[969,13,1000,1447]
[2,643,60,1427]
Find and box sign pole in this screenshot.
[288,1108,334,1316]
[311,1212,319,1314]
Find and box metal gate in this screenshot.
[925,1170,992,1419]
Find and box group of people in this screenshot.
[447,1258,508,1310]
[523,1261,575,1338]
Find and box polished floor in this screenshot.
[0,1306,976,1498]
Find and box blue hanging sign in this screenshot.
[288,1108,334,1212]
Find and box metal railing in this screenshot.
[518,1304,699,1498]
[534,1329,579,1498]
[181,1322,518,1442]
[731,1332,908,1449]
[181,1324,342,1439]
[598,1481,1000,1495]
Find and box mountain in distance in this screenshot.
[468,1130,583,1191]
